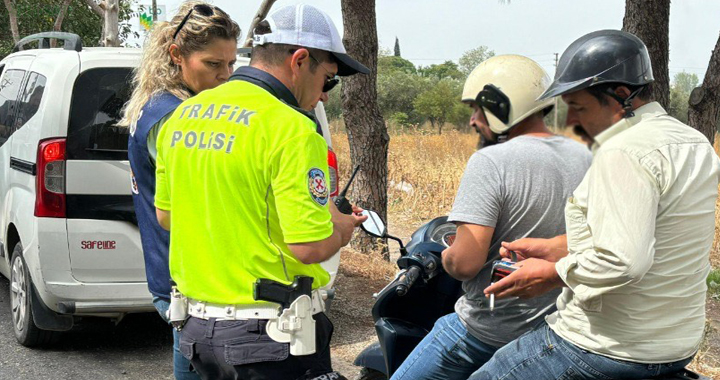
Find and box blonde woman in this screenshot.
[121,2,240,379]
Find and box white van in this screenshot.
[0,32,339,347]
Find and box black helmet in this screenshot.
[538,29,654,101]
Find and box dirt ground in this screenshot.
[329,269,387,377]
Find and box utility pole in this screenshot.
[152,0,158,21]
[553,52,559,131]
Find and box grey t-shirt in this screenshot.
[449,135,592,347]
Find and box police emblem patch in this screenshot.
[308,168,329,206]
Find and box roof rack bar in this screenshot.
[12,32,83,53]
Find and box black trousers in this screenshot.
[178,313,343,380]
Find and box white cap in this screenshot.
[253,3,370,76]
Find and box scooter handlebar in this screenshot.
[396,265,422,296]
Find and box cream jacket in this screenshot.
[547,102,720,363]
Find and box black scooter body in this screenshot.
[354,216,711,380]
[355,216,464,376]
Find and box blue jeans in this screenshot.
[153,297,201,380]
[390,313,499,380]
[468,322,693,380]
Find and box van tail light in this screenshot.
[35,138,66,218]
[327,148,339,198]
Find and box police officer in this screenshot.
[153,4,369,380]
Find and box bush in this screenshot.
[708,269,720,299]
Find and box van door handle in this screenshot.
[10,157,36,175]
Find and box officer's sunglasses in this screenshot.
[173,4,215,40]
[308,53,340,93]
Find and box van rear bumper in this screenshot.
[57,299,155,314]
[42,280,154,314]
[33,217,153,315]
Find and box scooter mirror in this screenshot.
[360,210,386,237]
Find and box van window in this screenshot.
[0,69,26,146]
[67,68,133,160]
[13,72,47,130]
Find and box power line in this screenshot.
[553,52,559,130]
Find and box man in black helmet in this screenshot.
[469,30,720,380]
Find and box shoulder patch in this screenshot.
[308,168,329,206]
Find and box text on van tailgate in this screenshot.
[81,241,117,249]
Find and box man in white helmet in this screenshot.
[390,55,592,380]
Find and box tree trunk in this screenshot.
[50,0,73,47]
[103,0,120,47]
[243,0,276,48]
[83,0,106,46]
[340,0,389,255]
[622,0,670,109]
[152,0,157,21]
[688,31,720,146]
[3,0,20,44]
[83,0,104,16]
[54,0,73,31]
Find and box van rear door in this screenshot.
[64,57,144,283]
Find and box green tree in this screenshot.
[544,100,568,130]
[393,36,400,57]
[668,72,699,124]
[458,45,495,77]
[413,78,464,134]
[448,101,472,130]
[377,55,416,74]
[673,71,700,94]
[377,70,430,122]
[1,0,138,57]
[418,60,464,80]
[622,0,717,144]
[323,83,343,120]
[377,44,392,57]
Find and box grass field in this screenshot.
[329,127,720,378]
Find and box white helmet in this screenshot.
[461,55,554,135]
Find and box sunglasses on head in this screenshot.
[173,4,215,40]
[307,53,340,92]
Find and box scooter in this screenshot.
[354,212,463,380]
[353,211,711,380]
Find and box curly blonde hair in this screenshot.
[119,1,240,127]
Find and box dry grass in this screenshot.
[690,134,720,377]
[337,247,397,282]
[712,134,720,269]
[689,299,720,379]
[331,128,477,226]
